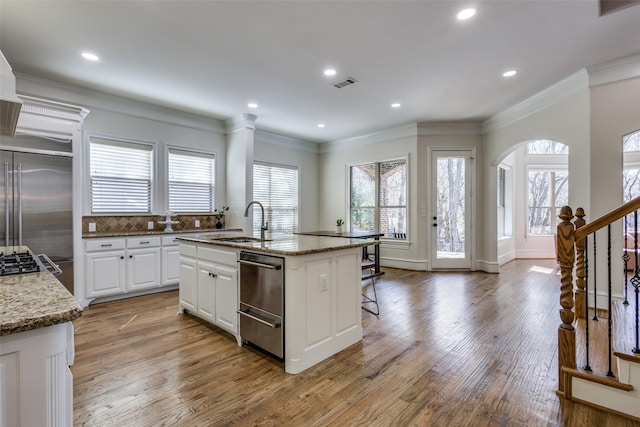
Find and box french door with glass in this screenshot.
[431,150,473,269]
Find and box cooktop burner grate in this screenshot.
[0,251,43,276]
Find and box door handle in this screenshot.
[237,308,281,328]
[208,271,217,278]
[4,162,9,246]
[237,259,281,270]
[17,163,22,245]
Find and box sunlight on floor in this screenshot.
[529,265,555,274]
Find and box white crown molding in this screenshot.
[482,69,589,134]
[417,121,482,136]
[321,122,418,153]
[18,95,89,123]
[15,72,227,134]
[254,129,320,153]
[587,54,640,88]
[225,113,257,133]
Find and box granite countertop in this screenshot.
[0,246,83,336]
[177,232,379,256]
[83,228,243,238]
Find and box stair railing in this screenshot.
[556,198,640,397]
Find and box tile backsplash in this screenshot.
[82,214,224,234]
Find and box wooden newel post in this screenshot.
[556,205,576,396]
[574,208,586,319]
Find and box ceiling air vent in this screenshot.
[333,77,358,89]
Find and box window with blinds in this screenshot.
[90,137,153,213]
[168,148,215,212]
[253,162,299,233]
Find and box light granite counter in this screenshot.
[0,246,82,336]
[177,232,379,256]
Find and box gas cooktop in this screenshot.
[0,251,45,276]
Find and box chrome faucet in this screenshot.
[244,201,268,240]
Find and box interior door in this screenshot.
[431,150,473,269]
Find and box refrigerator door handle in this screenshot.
[17,163,22,246]
[3,162,9,246]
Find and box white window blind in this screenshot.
[90,138,153,213]
[253,162,298,233]
[168,149,215,212]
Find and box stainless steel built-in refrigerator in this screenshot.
[1,135,73,292]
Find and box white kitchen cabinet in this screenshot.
[85,237,161,299]
[179,245,198,312]
[84,238,126,298]
[0,323,75,427]
[162,245,182,285]
[126,246,161,291]
[196,259,216,323]
[214,263,238,333]
[178,243,240,341]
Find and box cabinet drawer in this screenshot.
[180,243,197,258]
[199,246,238,266]
[162,235,183,246]
[127,236,161,248]
[85,239,126,252]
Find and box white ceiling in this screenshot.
[1,1,639,143]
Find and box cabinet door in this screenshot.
[197,260,216,323]
[161,245,181,285]
[85,251,125,298]
[215,264,238,334]
[126,247,161,292]
[179,256,197,312]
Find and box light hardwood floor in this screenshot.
[72,260,640,426]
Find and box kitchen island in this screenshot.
[0,245,83,427]
[177,233,379,374]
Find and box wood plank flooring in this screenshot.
[71,260,640,426]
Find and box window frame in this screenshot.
[87,134,156,215]
[497,164,513,239]
[166,146,216,214]
[526,166,569,237]
[348,156,409,240]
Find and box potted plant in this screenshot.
[213,206,229,229]
[336,219,344,234]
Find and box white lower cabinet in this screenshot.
[85,237,161,299]
[179,243,239,341]
[0,323,74,427]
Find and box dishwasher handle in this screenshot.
[237,259,281,270]
[237,308,282,328]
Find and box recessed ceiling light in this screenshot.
[81,52,99,61]
[391,103,401,108]
[317,123,326,128]
[247,102,258,109]
[457,8,476,20]
[324,68,336,76]
[502,70,517,77]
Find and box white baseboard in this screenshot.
[381,257,428,271]
[476,260,500,273]
[515,249,555,259]
[498,251,516,266]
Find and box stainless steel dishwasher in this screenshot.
[238,251,284,358]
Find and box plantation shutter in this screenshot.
[90,138,153,213]
[253,162,298,233]
[168,149,215,212]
